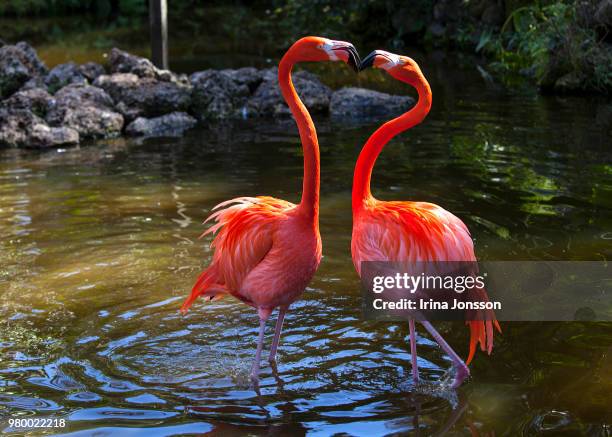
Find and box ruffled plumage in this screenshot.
[181,196,295,313]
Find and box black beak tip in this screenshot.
[348,55,359,73]
[346,45,361,73]
[333,43,361,73]
[359,51,377,71]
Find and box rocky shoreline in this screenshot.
[0,42,414,149]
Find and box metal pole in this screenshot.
[149,0,168,69]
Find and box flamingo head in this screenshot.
[360,50,424,85]
[294,37,360,72]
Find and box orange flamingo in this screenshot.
[354,50,500,388]
[181,37,359,382]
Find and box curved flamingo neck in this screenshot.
[278,51,320,223]
[352,74,432,213]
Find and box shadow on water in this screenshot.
[0,49,611,435]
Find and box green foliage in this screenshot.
[484,1,612,93]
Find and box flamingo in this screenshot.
[353,50,500,388]
[181,37,360,382]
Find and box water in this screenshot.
[1,52,611,435]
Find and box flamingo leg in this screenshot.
[420,321,470,388]
[250,318,267,383]
[409,319,419,383]
[268,306,287,362]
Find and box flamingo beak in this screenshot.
[360,51,377,70]
[331,43,361,73]
[360,50,397,71]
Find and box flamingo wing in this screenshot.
[352,200,474,271]
[181,196,295,313]
[352,199,499,363]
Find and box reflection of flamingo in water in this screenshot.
[181,37,360,382]
[353,50,500,388]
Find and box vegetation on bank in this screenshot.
[1,0,610,94]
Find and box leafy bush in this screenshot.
[484,1,612,93]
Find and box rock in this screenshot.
[30,123,79,148]
[46,84,123,138]
[109,48,188,85]
[220,67,264,93]
[94,73,191,121]
[45,62,87,93]
[79,62,106,82]
[247,68,332,117]
[125,111,197,137]
[15,42,47,74]
[0,42,47,98]
[329,87,415,120]
[0,108,78,148]
[190,70,251,120]
[19,76,46,91]
[1,88,53,117]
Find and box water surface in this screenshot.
[0,54,611,435]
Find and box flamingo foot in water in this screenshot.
[420,321,470,389]
[451,361,470,389]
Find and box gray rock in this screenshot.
[30,123,79,148]
[109,48,188,85]
[1,88,53,117]
[15,42,47,74]
[190,70,251,120]
[329,87,414,120]
[94,73,191,121]
[126,111,197,137]
[46,83,123,138]
[0,108,78,148]
[247,68,332,117]
[45,62,87,93]
[0,42,47,98]
[219,67,264,92]
[79,62,106,82]
[19,76,46,91]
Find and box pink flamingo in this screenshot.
[181,37,359,382]
[354,50,500,388]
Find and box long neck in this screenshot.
[278,53,320,222]
[352,76,432,212]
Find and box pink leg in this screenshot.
[409,319,419,383]
[251,309,271,383]
[268,306,287,362]
[250,319,266,383]
[420,321,470,388]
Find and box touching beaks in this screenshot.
[360,50,401,71]
[331,42,361,73]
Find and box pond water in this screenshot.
[0,50,611,436]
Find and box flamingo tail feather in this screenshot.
[466,319,502,365]
[180,266,226,314]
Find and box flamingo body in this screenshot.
[352,198,498,364]
[352,199,473,274]
[182,196,321,317]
